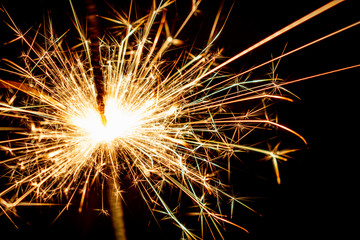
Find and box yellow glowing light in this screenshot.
[1,0,351,238]
[72,100,141,144]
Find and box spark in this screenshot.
[0,0,357,239]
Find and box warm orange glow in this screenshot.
[0,0,355,238]
[72,100,141,144]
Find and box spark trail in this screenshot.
[0,0,358,239]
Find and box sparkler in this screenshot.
[0,0,358,239]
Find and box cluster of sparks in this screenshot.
[0,0,358,238]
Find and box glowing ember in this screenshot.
[72,100,141,143]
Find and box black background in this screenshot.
[0,0,359,239]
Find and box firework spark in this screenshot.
[0,0,357,239]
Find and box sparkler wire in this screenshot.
[85,0,126,239]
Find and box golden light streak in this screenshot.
[197,0,346,81]
[0,0,357,239]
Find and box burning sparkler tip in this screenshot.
[101,113,107,126]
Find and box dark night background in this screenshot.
[0,0,359,239]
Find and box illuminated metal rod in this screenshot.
[86,0,106,123]
[85,1,126,239]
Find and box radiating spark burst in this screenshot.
[0,0,357,238]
